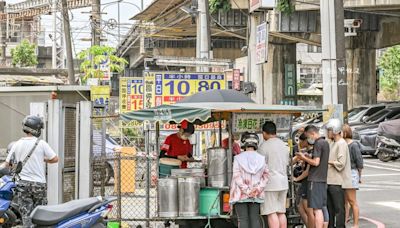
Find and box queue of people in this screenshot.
[295,119,364,228]
[158,118,363,228]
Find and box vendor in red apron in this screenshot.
[159,120,195,168]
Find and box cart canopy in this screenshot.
[121,102,325,124]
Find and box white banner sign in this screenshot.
[232,113,291,133]
[256,22,268,64]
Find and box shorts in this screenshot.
[307,181,327,209]
[351,169,360,189]
[300,181,308,198]
[261,190,288,215]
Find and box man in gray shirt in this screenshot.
[258,121,289,228]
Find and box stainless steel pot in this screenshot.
[207,147,227,187]
[158,178,178,217]
[171,168,206,187]
[178,177,200,217]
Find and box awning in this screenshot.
[121,102,326,123]
[121,104,212,123]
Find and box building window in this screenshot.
[299,66,322,88]
[307,45,322,53]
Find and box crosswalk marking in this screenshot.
[363,173,400,177]
[363,163,400,172]
[373,201,400,211]
[364,160,400,169]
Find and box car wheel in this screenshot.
[377,151,392,162]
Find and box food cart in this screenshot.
[121,100,324,228]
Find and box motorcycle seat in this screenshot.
[30,197,102,226]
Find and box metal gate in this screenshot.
[89,111,161,228]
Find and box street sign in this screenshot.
[143,72,226,108]
[98,57,111,82]
[91,86,110,106]
[119,77,144,113]
[250,0,276,12]
[256,22,268,64]
[233,69,241,90]
[284,64,296,96]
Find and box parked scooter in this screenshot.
[375,135,400,162]
[0,153,117,228]
[30,196,116,228]
[374,119,400,162]
[0,167,22,227]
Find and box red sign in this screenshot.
[233,69,241,90]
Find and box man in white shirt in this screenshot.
[258,121,289,228]
[3,115,58,227]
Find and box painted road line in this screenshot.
[364,164,400,172]
[373,201,400,211]
[360,216,385,228]
[364,160,400,169]
[363,173,400,177]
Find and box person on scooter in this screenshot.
[2,115,59,227]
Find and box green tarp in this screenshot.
[120,104,212,124]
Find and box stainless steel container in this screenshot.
[207,147,227,187]
[171,168,206,187]
[158,178,178,217]
[178,177,200,217]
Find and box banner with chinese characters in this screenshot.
[119,77,144,113]
[143,71,226,108]
[232,113,291,133]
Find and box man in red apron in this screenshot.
[160,120,195,168]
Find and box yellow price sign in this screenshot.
[120,77,144,112]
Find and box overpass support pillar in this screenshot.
[262,42,297,105]
[346,47,377,109]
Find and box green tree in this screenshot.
[378,46,400,100]
[78,45,128,83]
[10,39,38,67]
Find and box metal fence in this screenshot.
[90,114,165,228]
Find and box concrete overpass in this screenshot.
[232,0,400,108]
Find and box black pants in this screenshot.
[327,185,345,228]
[234,202,262,228]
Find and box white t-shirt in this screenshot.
[258,137,289,191]
[6,137,57,184]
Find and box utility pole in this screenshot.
[51,0,57,68]
[0,2,6,65]
[320,0,347,116]
[91,0,101,46]
[61,0,75,84]
[196,0,210,72]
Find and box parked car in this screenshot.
[349,104,387,126]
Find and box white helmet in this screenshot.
[325,118,342,134]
